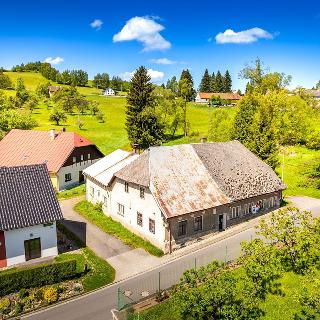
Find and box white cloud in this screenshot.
[215,27,274,44]
[90,19,103,30]
[120,68,164,82]
[43,56,64,65]
[113,16,171,51]
[150,58,176,65]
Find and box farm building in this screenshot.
[48,86,60,97]
[84,141,285,254]
[195,92,241,104]
[0,164,63,268]
[0,129,104,191]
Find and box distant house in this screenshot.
[195,92,241,105]
[305,89,320,100]
[0,164,63,268]
[0,129,104,191]
[103,88,115,96]
[48,86,60,97]
[84,141,285,254]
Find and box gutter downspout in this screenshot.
[169,219,172,254]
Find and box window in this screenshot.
[244,204,250,215]
[137,212,143,227]
[149,218,155,234]
[97,190,100,198]
[125,182,129,193]
[24,238,41,261]
[88,153,91,160]
[178,220,187,237]
[103,196,108,207]
[194,216,203,232]
[90,186,94,197]
[231,206,240,219]
[65,173,72,182]
[117,203,125,216]
[270,197,275,208]
[140,187,145,199]
[73,156,76,163]
[80,155,84,161]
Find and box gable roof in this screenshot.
[0,129,97,173]
[0,164,63,231]
[114,141,285,219]
[198,92,242,100]
[83,149,139,187]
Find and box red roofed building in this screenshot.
[195,92,242,105]
[0,129,104,191]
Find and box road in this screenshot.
[23,196,320,320]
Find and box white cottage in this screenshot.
[103,88,115,96]
[0,164,63,268]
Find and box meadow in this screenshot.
[3,72,320,198]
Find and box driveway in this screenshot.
[288,196,320,216]
[60,197,131,260]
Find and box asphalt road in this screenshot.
[23,196,320,320]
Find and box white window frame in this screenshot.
[90,186,94,197]
[149,218,155,234]
[117,203,125,217]
[80,154,84,161]
[137,212,143,227]
[88,153,91,160]
[73,156,77,163]
[194,216,203,232]
[140,187,145,199]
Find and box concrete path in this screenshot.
[24,196,320,320]
[60,197,131,260]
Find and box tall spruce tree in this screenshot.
[179,69,195,101]
[126,66,164,149]
[199,69,211,92]
[210,72,216,92]
[223,70,232,92]
[215,71,224,92]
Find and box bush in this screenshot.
[19,288,29,299]
[34,288,43,301]
[0,259,78,296]
[0,297,11,314]
[14,302,23,315]
[43,287,58,304]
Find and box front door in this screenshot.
[24,238,41,261]
[218,214,224,231]
[0,231,7,268]
[79,171,84,183]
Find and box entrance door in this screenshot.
[24,238,41,261]
[218,214,224,231]
[0,231,7,268]
[79,171,84,183]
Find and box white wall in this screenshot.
[86,177,166,250]
[57,159,99,191]
[4,222,58,266]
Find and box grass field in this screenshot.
[129,271,307,320]
[3,72,320,198]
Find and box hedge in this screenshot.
[0,259,78,297]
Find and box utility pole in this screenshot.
[281,150,285,182]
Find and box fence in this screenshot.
[116,231,255,311]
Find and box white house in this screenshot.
[84,142,285,254]
[103,88,115,96]
[0,164,63,268]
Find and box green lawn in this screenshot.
[74,201,164,257]
[57,184,86,200]
[129,272,307,320]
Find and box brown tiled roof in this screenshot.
[198,92,241,100]
[0,129,94,173]
[0,164,63,231]
[48,86,60,92]
[114,141,285,218]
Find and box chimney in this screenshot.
[200,137,208,143]
[49,129,56,140]
[132,143,140,154]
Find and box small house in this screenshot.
[103,88,115,96]
[195,92,241,105]
[48,86,60,97]
[0,164,63,268]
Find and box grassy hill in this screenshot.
[3,72,320,198]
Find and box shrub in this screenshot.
[14,302,23,315]
[23,296,32,310]
[19,288,29,299]
[43,287,58,304]
[0,259,78,296]
[0,297,11,314]
[34,288,43,301]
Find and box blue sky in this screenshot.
[1,0,320,91]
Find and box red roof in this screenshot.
[198,92,242,100]
[0,129,94,173]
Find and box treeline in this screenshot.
[92,74,130,91]
[199,69,232,93]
